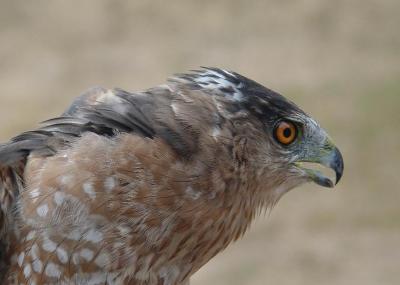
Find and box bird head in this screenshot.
[174,68,344,201]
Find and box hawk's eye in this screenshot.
[274,120,297,145]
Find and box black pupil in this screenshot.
[283,127,292,138]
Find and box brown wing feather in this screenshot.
[0,162,25,280]
[0,83,219,168]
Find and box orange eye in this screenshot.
[274,120,297,145]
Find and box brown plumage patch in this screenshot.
[0,68,343,285]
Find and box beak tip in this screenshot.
[335,173,342,185]
[332,148,344,185]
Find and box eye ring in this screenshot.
[273,120,298,145]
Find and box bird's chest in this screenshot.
[7,197,253,284]
[5,134,252,284]
[5,212,244,285]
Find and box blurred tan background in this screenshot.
[0,1,399,284]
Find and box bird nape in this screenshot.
[0,68,343,285]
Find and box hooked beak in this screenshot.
[295,145,344,188]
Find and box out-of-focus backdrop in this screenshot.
[0,1,399,284]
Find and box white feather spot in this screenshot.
[104,177,115,192]
[42,237,57,252]
[171,103,180,114]
[32,259,43,273]
[30,244,39,260]
[94,252,110,268]
[56,247,68,264]
[23,263,31,278]
[193,70,244,102]
[17,252,25,267]
[72,253,80,265]
[54,191,66,205]
[185,186,201,200]
[45,262,61,278]
[36,204,49,217]
[96,90,120,104]
[80,248,94,262]
[83,182,96,200]
[233,92,243,101]
[159,265,181,285]
[30,188,40,202]
[117,226,130,236]
[222,69,235,77]
[84,229,103,243]
[211,127,221,139]
[26,230,36,241]
[60,175,73,185]
[66,229,81,241]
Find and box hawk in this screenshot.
[0,68,343,284]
